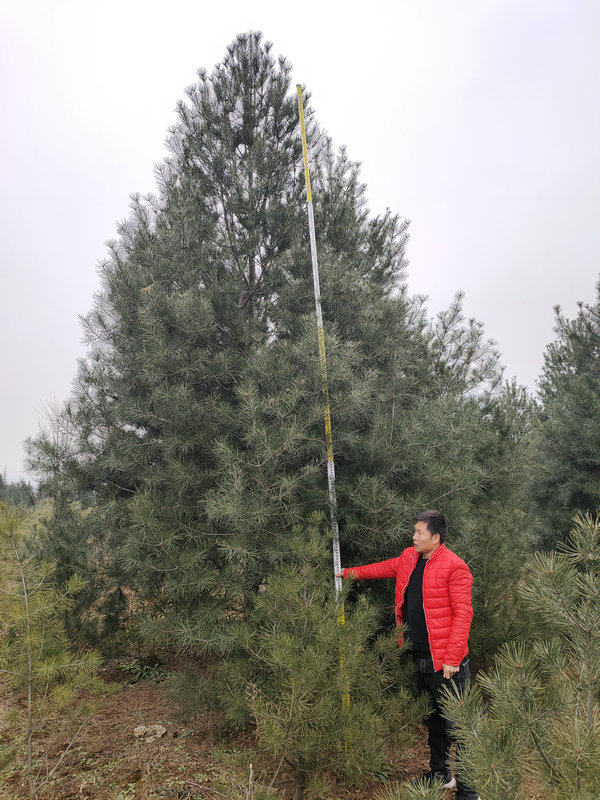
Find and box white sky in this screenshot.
[1,0,599,482]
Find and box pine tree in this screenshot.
[0,502,103,798]
[531,279,600,548]
[22,32,417,643]
[459,380,536,667]
[219,514,426,800]
[442,512,600,800]
[25,32,528,670]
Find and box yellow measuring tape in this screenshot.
[297,85,350,712]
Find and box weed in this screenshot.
[117,660,169,683]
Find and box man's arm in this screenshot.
[338,556,402,581]
[443,561,474,669]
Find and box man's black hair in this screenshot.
[416,510,447,543]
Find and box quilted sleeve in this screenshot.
[443,561,474,667]
[343,556,402,580]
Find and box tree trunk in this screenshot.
[248,254,256,318]
[294,759,307,800]
[294,771,306,800]
[585,629,595,730]
[12,536,35,798]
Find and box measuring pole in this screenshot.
[296,85,343,601]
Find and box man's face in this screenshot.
[413,521,439,555]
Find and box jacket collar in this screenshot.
[419,542,446,564]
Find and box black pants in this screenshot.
[413,655,476,797]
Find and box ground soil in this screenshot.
[0,669,544,800]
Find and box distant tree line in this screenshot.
[0,472,36,506]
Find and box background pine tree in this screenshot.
[530,279,600,548]
[461,380,536,666]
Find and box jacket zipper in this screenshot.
[421,557,434,660]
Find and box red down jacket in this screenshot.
[343,544,473,671]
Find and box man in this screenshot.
[337,510,480,800]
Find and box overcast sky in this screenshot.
[1,0,599,482]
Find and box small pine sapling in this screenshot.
[0,502,103,798]
[221,513,426,800]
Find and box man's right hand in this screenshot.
[335,571,344,578]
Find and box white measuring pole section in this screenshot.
[297,85,343,599]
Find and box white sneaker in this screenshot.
[427,771,456,790]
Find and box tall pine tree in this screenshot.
[26,33,528,666]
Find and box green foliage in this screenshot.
[531,280,600,548]
[430,380,536,668]
[0,472,35,506]
[220,514,426,800]
[116,659,168,683]
[459,504,532,669]
[26,495,127,653]
[442,512,600,800]
[0,502,103,797]
[165,668,222,720]
[24,31,530,680]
